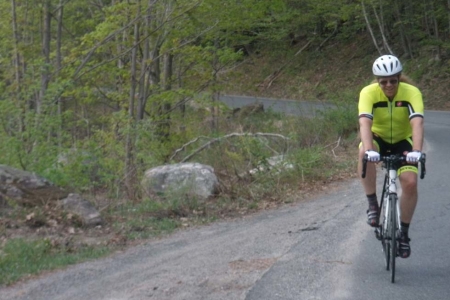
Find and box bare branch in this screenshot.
[361,0,382,55]
[169,136,212,161]
[316,21,339,52]
[332,136,341,158]
[171,133,291,163]
[371,2,394,54]
[259,39,312,89]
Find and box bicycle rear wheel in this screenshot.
[389,194,398,283]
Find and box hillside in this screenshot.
[222,34,450,110]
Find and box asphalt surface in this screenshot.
[1,99,449,300]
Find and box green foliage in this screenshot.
[0,0,447,198]
[0,238,109,286]
[290,146,330,179]
[320,102,359,138]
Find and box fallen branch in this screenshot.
[169,136,212,161]
[332,136,341,158]
[323,137,342,158]
[172,132,291,163]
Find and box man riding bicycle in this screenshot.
[357,55,424,258]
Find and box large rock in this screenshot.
[60,193,103,227]
[0,193,10,209]
[0,165,68,206]
[142,163,219,199]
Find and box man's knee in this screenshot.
[401,174,418,192]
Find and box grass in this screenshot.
[0,238,110,286]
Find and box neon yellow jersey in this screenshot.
[358,82,424,144]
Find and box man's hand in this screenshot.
[406,150,422,163]
[365,150,380,162]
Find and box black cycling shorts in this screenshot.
[359,134,418,173]
[372,134,413,156]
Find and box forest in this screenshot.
[1,0,449,198]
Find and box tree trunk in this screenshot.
[11,0,21,93]
[371,1,394,54]
[56,0,64,148]
[124,3,141,199]
[10,0,24,133]
[137,0,155,121]
[361,0,382,55]
[39,0,52,115]
[429,1,441,61]
[404,1,416,55]
[394,0,413,58]
[210,38,220,133]
[148,18,162,131]
[113,0,125,112]
[159,52,173,138]
[448,0,450,37]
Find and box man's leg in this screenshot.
[399,171,419,223]
[358,146,378,226]
[398,169,418,258]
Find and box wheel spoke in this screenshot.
[390,195,397,283]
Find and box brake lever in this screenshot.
[361,155,368,179]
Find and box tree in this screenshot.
[0,0,448,196]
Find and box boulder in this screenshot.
[141,163,219,200]
[60,193,103,227]
[0,193,10,209]
[0,165,68,206]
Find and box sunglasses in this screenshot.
[379,79,398,86]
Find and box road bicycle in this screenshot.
[362,153,426,283]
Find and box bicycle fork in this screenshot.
[375,170,400,241]
[388,169,401,234]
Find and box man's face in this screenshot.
[377,76,400,98]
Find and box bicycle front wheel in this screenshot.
[384,238,390,271]
[389,194,398,283]
[381,198,390,271]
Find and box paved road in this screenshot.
[1,103,449,299]
[247,110,450,299]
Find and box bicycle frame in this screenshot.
[379,158,402,239]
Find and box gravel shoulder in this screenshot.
[0,178,366,300]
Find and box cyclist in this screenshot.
[357,55,424,258]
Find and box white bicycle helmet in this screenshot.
[372,55,403,76]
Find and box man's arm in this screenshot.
[359,117,375,151]
[410,117,424,152]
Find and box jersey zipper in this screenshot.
[388,98,393,145]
